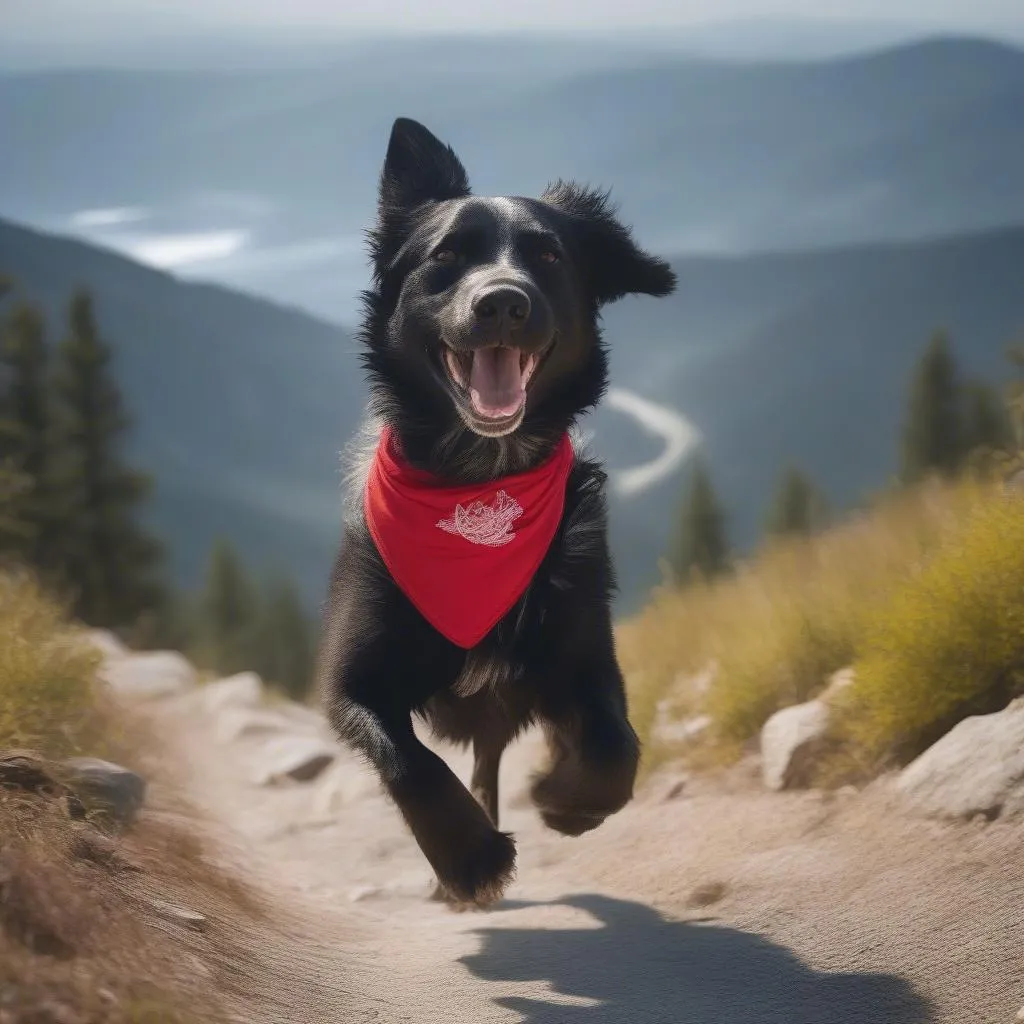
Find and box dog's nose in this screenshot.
[472,286,531,327]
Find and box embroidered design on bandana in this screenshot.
[436,491,523,547]
[364,427,575,648]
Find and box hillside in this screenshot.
[1,37,1023,324]
[3,217,1024,612]
[600,225,1024,599]
[0,216,362,607]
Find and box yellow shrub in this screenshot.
[619,476,995,768]
[0,570,106,757]
[831,491,1024,773]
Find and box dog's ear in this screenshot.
[541,180,676,306]
[379,117,471,212]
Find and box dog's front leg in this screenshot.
[329,688,516,907]
[530,612,641,837]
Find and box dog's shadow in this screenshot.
[461,893,933,1023]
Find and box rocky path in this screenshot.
[105,647,1023,1024]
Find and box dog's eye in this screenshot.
[539,250,560,265]
[433,248,457,264]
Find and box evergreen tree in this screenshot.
[50,288,163,628]
[1008,343,1024,450]
[198,538,261,676]
[674,455,730,583]
[900,331,964,484]
[0,298,45,561]
[765,464,829,539]
[0,301,58,567]
[961,379,1014,457]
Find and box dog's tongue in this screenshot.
[469,348,525,419]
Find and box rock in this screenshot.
[0,750,56,794]
[81,629,128,662]
[215,707,308,745]
[1016,1004,1024,1021]
[253,735,338,785]
[760,699,831,791]
[100,651,196,700]
[896,699,1024,821]
[63,757,147,826]
[654,709,712,747]
[202,672,264,714]
[823,666,856,700]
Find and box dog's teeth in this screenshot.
[522,353,539,385]
[445,348,466,387]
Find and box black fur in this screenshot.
[319,117,677,907]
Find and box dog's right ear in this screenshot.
[379,118,471,213]
[369,118,471,280]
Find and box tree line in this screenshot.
[0,277,317,700]
[673,330,1023,584]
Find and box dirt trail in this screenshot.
[145,685,1023,1024]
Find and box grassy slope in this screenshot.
[619,470,1024,780]
[0,572,261,1022]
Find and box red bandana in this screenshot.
[364,427,575,648]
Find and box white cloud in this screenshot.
[70,206,149,229]
[125,230,250,269]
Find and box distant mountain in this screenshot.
[2,36,1023,324]
[0,216,362,610]
[3,217,1024,614]
[599,225,1024,601]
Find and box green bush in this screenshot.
[830,491,1024,773]
[0,570,106,757]
[618,477,994,769]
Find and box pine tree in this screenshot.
[1008,343,1024,450]
[0,299,45,561]
[765,464,829,540]
[900,331,965,484]
[50,288,163,628]
[0,301,59,568]
[961,379,1014,457]
[198,538,261,677]
[258,575,316,701]
[674,455,729,583]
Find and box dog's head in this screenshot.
[359,117,676,474]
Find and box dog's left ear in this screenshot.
[541,180,676,306]
[379,117,471,213]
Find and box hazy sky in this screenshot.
[5,0,1024,36]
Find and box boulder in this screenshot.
[63,757,147,826]
[896,699,1024,821]
[81,629,129,662]
[760,699,831,791]
[253,734,338,786]
[100,651,197,700]
[215,707,303,745]
[823,666,856,699]
[202,672,263,714]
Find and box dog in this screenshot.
[319,117,677,907]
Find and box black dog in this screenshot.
[319,117,676,907]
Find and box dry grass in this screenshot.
[0,570,269,1024]
[826,490,1024,779]
[618,476,998,772]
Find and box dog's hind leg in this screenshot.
[471,737,503,827]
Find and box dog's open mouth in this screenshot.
[443,344,542,422]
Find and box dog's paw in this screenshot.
[432,827,517,908]
[530,760,634,838]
